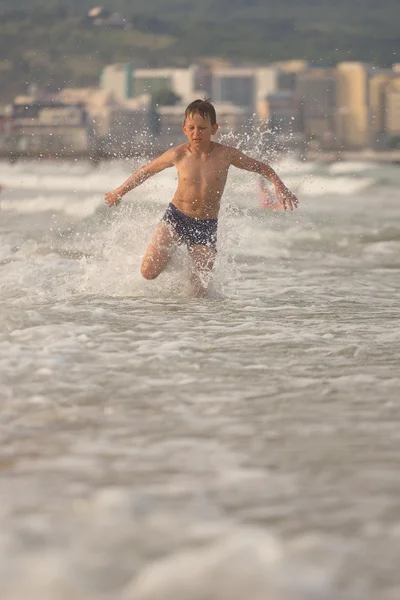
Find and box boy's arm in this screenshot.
[105,148,176,207]
[229,148,298,211]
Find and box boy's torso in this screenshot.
[171,142,232,219]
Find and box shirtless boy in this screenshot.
[105,98,298,296]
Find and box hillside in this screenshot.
[0,0,399,102]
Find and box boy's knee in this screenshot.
[141,262,158,280]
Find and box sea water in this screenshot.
[0,155,400,600]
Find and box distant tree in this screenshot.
[130,13,181,35]
[388,136,400,149]
[151,89,181,106]
[1,0,400,102]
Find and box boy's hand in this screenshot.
[275,185,299,211]
[105,190,122,207]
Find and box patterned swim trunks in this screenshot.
[162,203,218,249]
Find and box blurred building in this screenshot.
[101,64,204,104]
[263,91,300,132]
[0,108,13,152]
[57,87,154,152]
[10,59,397,157]
[385,77,400,140]
[252,61,307,151]
[0,110,13,135]
[272,59,309,73]
[211,66,278,112]
[369,70,394,147]
[106,95,156,154]
[335,62,372,149]
[58,87,116,137]
[295,67,336,147]
[334,63,400,149]
[369,69,392,147]
[273,59,309,92]
[100,61,312,142]
[10,96,90,152]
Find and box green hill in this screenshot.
[0,0,399,102]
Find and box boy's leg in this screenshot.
[141,222,178,280]
[188,245,216,297]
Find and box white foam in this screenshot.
[1,194,103,218]
[122,528,350,600]
[298,175,375,196]
[328,161,371,174]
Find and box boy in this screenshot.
[105,98,298,297]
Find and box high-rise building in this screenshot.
[295,68,336,145]
[385,77,400,139]
[369,71,394,146]
[335,62,371,149]
[101,64,136,102]
[211,66,278,111]
[274,59,308,94]
[101,64,203,103]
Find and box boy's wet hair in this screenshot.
[184,98,216,126]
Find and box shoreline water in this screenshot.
[304,149,400,164]
[1,160,400,599]
[1,148,400,165]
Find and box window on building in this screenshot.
[219,77,254,107]
[278,72,297,92]
[13,105,40,119]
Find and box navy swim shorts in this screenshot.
[161,203,218,249]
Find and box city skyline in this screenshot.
[1,56,400,166]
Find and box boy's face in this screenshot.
[182,112,218,147]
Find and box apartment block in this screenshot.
[58,87,116,137]
[335,62,371,149]
[106,96,155,154]
[369,71,394,145]
[211,66,278,111]
[295,68,336,145]
[10,97,90,152]
[263,91,300,134]
[385,77,400,138]
[101,64,204,103]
